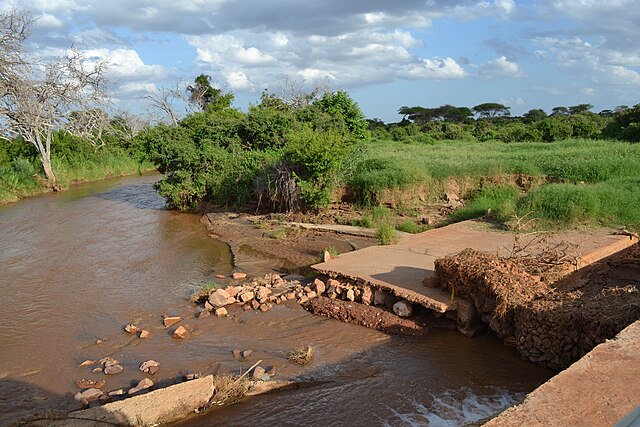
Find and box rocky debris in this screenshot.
[74,378,106,389]
[108,389,125,397]
[373,289,387,306]
[232,272,247,280]
[303,297,431,336]
[92,367,103,373]
[78,360,95,368]
[124,323,140,334]
[99,357,124,375]
[204,301,214,311]
[239,291,255,302]
[256,286,272,302]
[266,366,276,377]
[383,292,398,309]
[173,325,189,339]
[361,287,374,305]
[138,330,151,339]
[232,349,242,359]
[209,288,232,307]
[139,360,160,375]
[313,278,326,294]
[322,250,332,262]
[226,286,239,297]
[241,350,253,360]
[215,274,226,279]
[214,307,228,317]
[183,373,203,381]
[162,315,182,327]
[197,309,211,319]
[393,300,414,317]
[128,378,154,395]
[346,289,355,302]
[95,339,104,345]
[251,366,266,380]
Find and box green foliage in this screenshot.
[396,220,423,234]
[451,185,520,222]
[376,223,399,245]
[315,90,369,139]
[602,104,640,142]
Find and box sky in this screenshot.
[6,0,640,122]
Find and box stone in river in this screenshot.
[81,388,104,403]
[208,288,231,307]
[197,310,211,319]
[124,323,140,334]
[104,364,123,375]
[173,325,189,339]
[215,307,228,317]
[251,366,266,380]
[139,360,160,374]
[108,388,125,397]
[138,330,152,339]
[162,316,181,327]
[79,360,95,368]
[75,378,106,389]
[232,272,247,280]
[128,378,154,395]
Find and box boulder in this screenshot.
[256,286,272,302]
[239,291,255,302]
[128,378,154,395]
[74,392,88,406]
[251,366,266,380]
[208,289,231,307]
[225,286,239,297]
[328,279,340,288]
[322,250,332,262]
[197,310,211,319]
[204,301,214,311]
[138,330,152,339]
[259,303,271,312]
[346,289,355,302]
[173,326,189,339]
[384,293,398,309]
[361,287,374,305]
[214,307,228,317]
[139,360,160,374]
[103,364,123,375]
[124,324,140,334]
[232,272,247,280]
[306,291,317,299]
[241,349,253,360]
[251,300,260,310]
[373,290,387,306]
[92,367,103,373]
[162,316,181,327]
[298,296,309,304]
[393,300,414,318]
[232,349,241,359]
[313,278,326,295]
[81,388,104,403]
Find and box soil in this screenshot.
[200,211,378,275]
[301,297,452,336]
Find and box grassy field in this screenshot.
[348,138,640,230]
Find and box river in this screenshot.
[0,174,552,426]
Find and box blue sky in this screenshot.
[9,0,640,122]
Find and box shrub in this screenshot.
[376,223,399,245]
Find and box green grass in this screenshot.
[396,220,424,234]
[376,223,399,245]
[350,138,640,230]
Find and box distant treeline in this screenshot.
[367,103,640,143]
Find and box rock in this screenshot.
[346,289,355,302]
[225,296,237,305]
[322,250,332,262]
[81,388,104,403]
[306,291,317,299]
[373,290,387,306]
[251,366,266,380]
[239,291,255,302]
[303,286,313,293]
[215,274,226,279]
[251,300,260,310]
[266,366,276,376]
[75,379,106,389]
[79,360,95,368]
[232,349,241,359]
[383,292,398,309]
[147,365,159,375]
[208,289,231,307]
[95,339,103,345]
[74,392,88,406]
[124,323,140,334]
[204,301,214,311]
[183,373,202,381]
[104,364,123,375]
[328,279,340,288]
[232,272,247,280]
[226,286,239,297]
[361,287,374,305]
[139,330,152,339]
[139,360,160,374]
[283,274,305,281]
[173,325,189,339]
[298,296,309,304]
[197,310,211,319]
[163,316,181,327]
[259,303,271,312]
[128,378,154,395]
[214,307,228,317]
[108,389,125,397]
[92,367,103,373]
[285,292,296,300]
[256,286,272,302]
[242,304,252,311]
[393,300,414,317]
[241,350,253,360]
[313,278,326,295]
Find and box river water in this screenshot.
[0,174,551,426]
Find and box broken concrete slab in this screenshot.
[66,375,214,426]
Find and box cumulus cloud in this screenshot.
[34,12,65,29]
[403,57,467,79]
[479,56,524,78]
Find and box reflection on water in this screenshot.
[0,174,552,426]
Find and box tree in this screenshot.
[522,108,547,123]
[315,90,368,139]
[550,106,569,116]
[568,104,593,115]
[472,102,510,119]
[145,83,185,126]
[186,74,233,113]
[0,9,109,186]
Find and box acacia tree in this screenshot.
[472,102,511,119]
[0,9,108,187]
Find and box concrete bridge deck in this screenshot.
[312,220,637,313]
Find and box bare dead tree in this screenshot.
[0,9,109,187]
[144,83,185,126]
[107,111,150,142]
[276,75,330,110]
[66,108,111,149]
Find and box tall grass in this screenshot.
[349,138,640,230]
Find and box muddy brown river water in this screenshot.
[0,174,552,426]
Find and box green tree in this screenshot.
[315,90,369,139]
[472,102,511,119]
[187,74,234,113]
[522,108,547,123]
[568,104,594,115]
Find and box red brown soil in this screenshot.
[301,297,445,336]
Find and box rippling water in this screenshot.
[0,175,552,426]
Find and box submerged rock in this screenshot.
[232,272,247,280]
[124,323,140,334]
[78,360,95,368]
[75,378,106,389]
[81,388,104,403]
[138,330,152,339]
[251,366,266,380]
[173,325,189,339]
[208,289,231,307]
[162,315,181,327]
[214,307,228,317]
[104,364,123,375]
[139,360,160,374]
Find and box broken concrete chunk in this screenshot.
[163,316,181,327]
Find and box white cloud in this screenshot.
[81,48,166,81]
[456,0,517,20]
[479,56,524,77]
[34,12,65,29]
[403,57,467,79]
[225,71,253,90]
